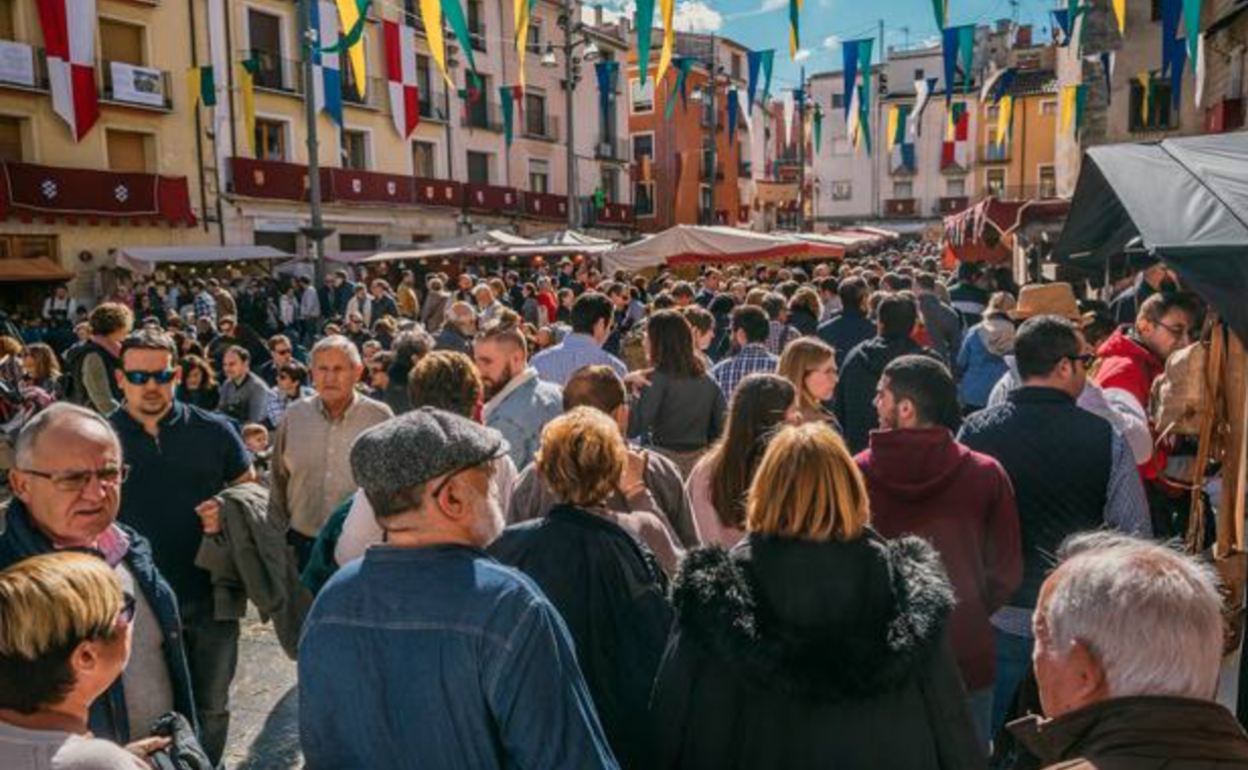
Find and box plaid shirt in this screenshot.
[766,320,799,355]
[711,344,779,402]
[264,386,315,429]
[194,291,217,323]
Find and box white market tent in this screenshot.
[602,225,845,274]
[115,246,291,275]
[359,229,536,264]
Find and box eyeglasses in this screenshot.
[274,348,293,356]
[122,369,177,386]
[118,592,137,626]
[19,465,131,492]
[1066,353,1097,368]
[1156,321,1192,340]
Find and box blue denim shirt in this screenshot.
[298,544,620,770]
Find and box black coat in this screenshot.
[489,505,674,770]
[651,532,984,770]
[833,336,935,453]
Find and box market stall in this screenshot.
[115,245,293,276]
[601,226,842,274]
[943,197,1070,275]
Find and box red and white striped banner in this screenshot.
[36,0,99,141]
[383,20,419,139]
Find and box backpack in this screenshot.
[59,341,91,406]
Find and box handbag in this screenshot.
[146,712,214,770]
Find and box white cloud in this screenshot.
[673,0,723,32]
[727,0,787,20]
[822,34,842,51]
[793,48,812,62]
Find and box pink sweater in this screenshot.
[685,457,745,549]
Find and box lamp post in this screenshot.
[300,0,333,288]
[543,5,599,230]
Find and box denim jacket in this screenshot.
[483,368,564,471]
[298,544,619,770]
[0,500,198,743]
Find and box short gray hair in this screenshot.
[1042,532,1223,701]
[310,334,361,367]
[15,403,119,468]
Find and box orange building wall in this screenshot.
[973,92,1058,195]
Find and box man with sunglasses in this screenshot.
[958,315,1150,737]
[257,334,297,387]
[0,403,197,747]
[1094,293,1202,536]
[109,329,255,765]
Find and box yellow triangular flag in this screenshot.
[1112,0,1126,34]
[515,0,532,90]
[188,67,202,108]
[655,0,675,86]
[886,106,899,152]
[1060,86,1073,134]
[335,0,367,98]
[422,0,454,88]
[238,62,256,154]
[996,95,1012,146]
[1138,72,1151,125]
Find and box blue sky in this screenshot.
[595,0,1057,90]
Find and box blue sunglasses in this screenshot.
[122,369,177,386]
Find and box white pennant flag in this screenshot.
[1195,33,1207,108]
[912,78,937,137]
[847,84,862,147]
[737,87,753,133]
[782,91,795,146]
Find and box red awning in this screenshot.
[0,161,195,226]
[943,197,1070,264]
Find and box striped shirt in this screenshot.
[710,344,779,402]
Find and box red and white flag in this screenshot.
[383,20,419,138]
[36,0,99,141]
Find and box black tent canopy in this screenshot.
[1054,132,1248,342]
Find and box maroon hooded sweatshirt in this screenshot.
[856,427,1023,691]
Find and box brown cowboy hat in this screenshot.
[1010,283,1082,322]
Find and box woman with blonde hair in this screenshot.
[21,343,62,396]
[778,337,840,429]
[0,552,169,769]
[490,407,675,769]
[653,423,982,770]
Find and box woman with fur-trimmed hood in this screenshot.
[650,423,985,770]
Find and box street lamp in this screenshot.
[546,7,600,230]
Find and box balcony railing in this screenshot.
[522,114,560,142]
[981,143,1010,163]
[2,160,195,224]
[580,196,635,227]
[594,137,628,161]
[460,100,505,132]
[245,50,302,94]
[99,60,173,111]
[419,87,450,122]
[884,198,917,217]
[469,23,487,52]
[938,196,969,214]
[342,75,386,110]
[523,190,568,220]
[0,44,49,92]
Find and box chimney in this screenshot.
[593,3,603,27]
[1015,24,1033,48]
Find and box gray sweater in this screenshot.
[217,372,272,424]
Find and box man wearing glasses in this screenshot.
[958,315,1150,737]
[1093,291,1202,538]
[109,329,254,765]
[0,403,196,746]
[257,334,297,387]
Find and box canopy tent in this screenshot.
[1053,133,1248,344]
[360,230,537,264]
[944,197,1071,265]
[531,230,615,248]
[602,226,843,273]
[0,256,73,283]
[793,229,898,255]
[115,246,291,275]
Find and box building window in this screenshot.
[527,21,542,53]
[0,0,14,40]
[412,140,437,178]
[831,180,852,200]
[632,133,653,162]
[341,129,369,169]
[831,92,844,110]
[339,233,381,251]
[106,129,152,172]
[947,178,966,197]
[699,184,713,222]
[630,78,654,113]
[1129,78,1178,131]
[254,118,287,161]
[894,180,914,199]
[633,133,654,215]
[525,91,548,138]
[1038,165,1056,198]
[528,159,550,193]
[100,18,145,65]
[465,72,492,129]
[985,168,1006,197]
[466,150,491,184]
[467,0,485,51]
[247,10,287,91]
[731,52,742,80]
[915,68,925,80]
[0,115,24,161]
[601,167,620,202]
[1151,0,1162,21]
[635,181,655,216]
[1040,99,1057,116]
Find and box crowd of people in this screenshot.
[1,247,1246,770]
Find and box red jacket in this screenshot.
[857,428,1022,691]
[1094,327,1166,481]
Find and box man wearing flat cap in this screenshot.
[297,407,620,770]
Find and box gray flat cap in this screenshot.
[350,407,507,495]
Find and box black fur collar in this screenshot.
[670,534,954,703]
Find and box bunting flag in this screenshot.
[996,94,1013,146]
[514,0,537,90]
[1112,0,1126,34]
[789,0,803,58]
[958,26,975,93]
[980,66,1015,104]
[760,50,775,104]
[886,105,900,151]
[384,18,420,138]
[1073,84,1087,134]
[1171,41,1187,108]
[312,1,344,125]
[782,90,795,145]
[595,60,619,128]
[1182,0,1200,69]
[1052,9,1072,46]
[512,84,524,125]
[239,57,258,153]
[1061,84,1087,134]
[656,0,675,85]
[847,83,862,148]
[421,0,453,87]
[665,56,695,120]
[813,103,823,152]
[889,107,914,172]
[1195,33,1207,107]
[858,85,872,155]
[499,85,514,145]
[635,0,656,86]
[443,0,480,80]
[1162,0,1182,78]
[930,0,948,29]
[941,101,968,169]
[334,0,367,98]
[858,39,875,109]
[941,27,959,105]
[912,77,938,135]
[36,0,100,140]
[727,87,739,144]
[746,50,763,111]
[842,40,861,119]
[187,65,216,108]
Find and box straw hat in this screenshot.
[1009,283,1081,321]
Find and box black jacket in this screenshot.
[651,532,984,770]
[834,336,934,453]
[489,505,674,770]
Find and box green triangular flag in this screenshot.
[499,86,514,146]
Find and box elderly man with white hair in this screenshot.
[270,335,393,569]
[1010,532,1248,769]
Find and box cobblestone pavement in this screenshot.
[223,609,303,770]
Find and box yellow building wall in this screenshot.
[973,91,1058,195]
